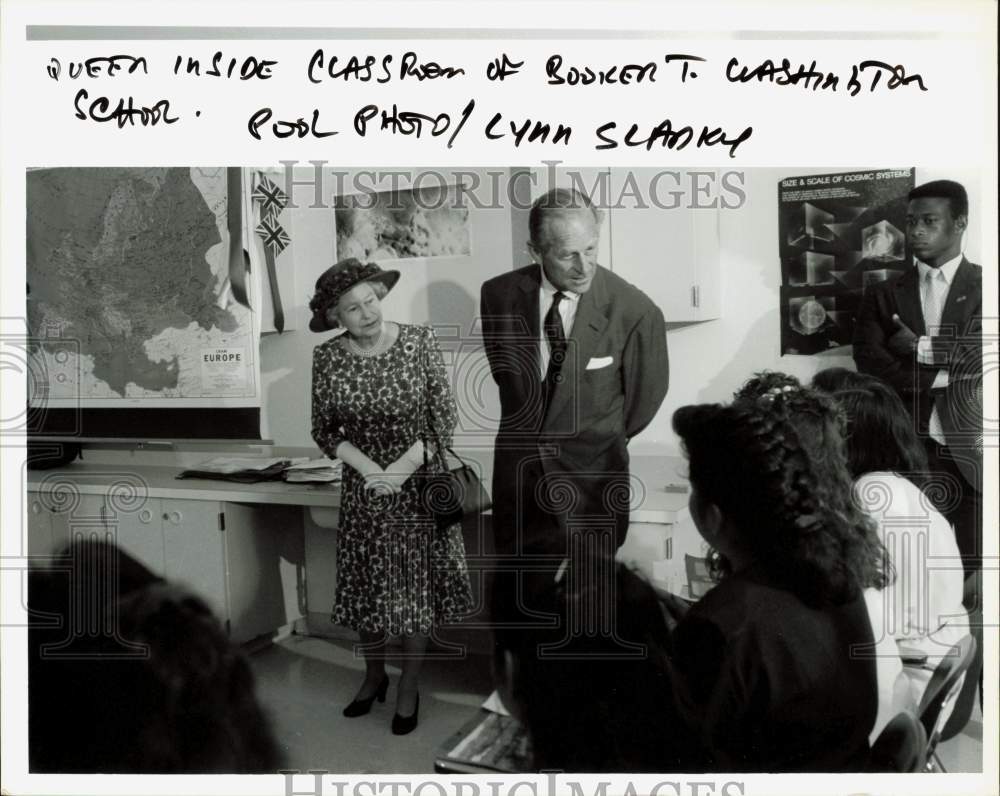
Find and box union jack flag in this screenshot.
[251,174,287,220]
[255,216,290,256]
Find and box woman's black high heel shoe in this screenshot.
[391,692,420,735]
[342,675,389,718]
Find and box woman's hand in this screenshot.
[364,467,410,495]
[361,466,403,496]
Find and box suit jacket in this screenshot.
[480,264,669,553]
[852,258,982,488]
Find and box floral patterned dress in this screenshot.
[311,324,473,635]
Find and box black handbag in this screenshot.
[416,332,491,531]
[419,445,492,531]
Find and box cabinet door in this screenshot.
[27,496,53,556]
[46,492,105,552]
[607,169,720,322]
[104,496,166,575]
[161,499,229,625]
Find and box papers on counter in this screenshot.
[284,458,343,483]
[192,456,292,474]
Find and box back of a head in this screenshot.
[810,367,883,394]
[672,390,887,606]
[828,380,929,480]
[494,561,681,772]
[29,539,280,773]
[733,370,802,401]
[734,374,858,524]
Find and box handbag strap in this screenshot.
[420,329,447,471]
[419,329,476,476]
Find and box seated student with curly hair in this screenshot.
[813,369,970,715]
[29,539,281,773]
[668,388,891,772]
[730,373,906,743]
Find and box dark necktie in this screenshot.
[543,291,567,406]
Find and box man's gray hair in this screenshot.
[529,188,603,249]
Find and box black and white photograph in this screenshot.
[1,3,996,796]
[334,183,473,262]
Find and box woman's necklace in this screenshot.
[347,325,386,358]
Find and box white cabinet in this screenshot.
[607,169,721,322]
[106,499,167,575]
[28,483,304,644]
[523,167,721,323]
[28,489,102,555]
[27,496,53,556]
[160,499,229,624]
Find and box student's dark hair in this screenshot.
[29,539,281,773]
[810,367,884,394]
[733,370,802,401]
[492,562,689,772]
[909,179,969,219]
[673,390,889,607]
[528,187,601,249]
[827,379,929,483]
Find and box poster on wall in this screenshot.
[777,168,914,355]
[334,183,472,262]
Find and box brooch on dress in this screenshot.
[403,340,417,356]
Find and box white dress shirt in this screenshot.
[538,270,581,378]
[915,252,962,444]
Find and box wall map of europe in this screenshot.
[27,168,258,406]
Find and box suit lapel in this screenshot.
[514,268,542,409]
[893,267,925,336]
[543,268,610,428]
[940,257,976,333]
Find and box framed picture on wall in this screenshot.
[333,181,472,263]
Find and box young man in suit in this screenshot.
[853,179,983,592]
[480,187,669,626]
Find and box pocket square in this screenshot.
[586,356,613,370]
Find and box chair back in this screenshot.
[917,635,977,760]
[684,555,714,599]
[867,711,927,772]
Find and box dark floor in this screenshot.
[249,633,983,774]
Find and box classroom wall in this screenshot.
[259,164,982,457]
[259,167,513,449]
[628,165,984,458]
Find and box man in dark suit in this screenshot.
[853,179,983,587]
[480,188,669,624]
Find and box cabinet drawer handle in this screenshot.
[31,501,42,515]
[138,509,153,524]
[168,510,183,525]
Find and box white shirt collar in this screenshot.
[539,267,581,303]
[915,252,963,285]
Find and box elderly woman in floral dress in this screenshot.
[309,258,472,736]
